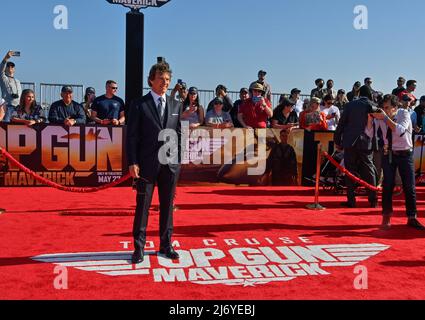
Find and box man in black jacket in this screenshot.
[334,85,378,208]
[126,62,182,264]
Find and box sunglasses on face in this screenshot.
[110,87,118,90]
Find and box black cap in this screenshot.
[61,86,73,93]
[402,94,412,102]
[281,98,296,107]
[338,89,346,94]
[258,70,267,75]
[354,81,361,87]
[85,87,95,95]
[180,82,187,90]
[420,95,425,101]
[6,61,15,68]
[291,88,301,95]
[213,97,224,105]
[188,87,198,94]
[398,76,406,82]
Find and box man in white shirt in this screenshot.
[368,94,424,230]
[290,88,304,116]
[321,94,340,131]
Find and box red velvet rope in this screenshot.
[0,146,131,193]
[323,151,382,192]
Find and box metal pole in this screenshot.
[125,10,144,122]
[306,142,326,210]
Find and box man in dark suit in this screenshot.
[334,85,378,208]
[126,62,182,264]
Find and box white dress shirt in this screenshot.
[366,109,413,151]
[150,91,167,117]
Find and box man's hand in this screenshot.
[4,51,13,61]
[129,165,140,179]
[27,120,36,126]
[64,118,76,127]
[111,119,119,126]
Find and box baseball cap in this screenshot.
[61,86,73,93]
[6,61,15,68]
[354,81,361,87]
[398,76,406,82]
[420,95,425,101]
[338,89,346,94]
[188,87,198,94]
[402,94,412,102]
[250,82,265,92]
[291,88,301,95]
[85,87,95,95]
[240,87,249,94]
[311,97,321,105]
[281,98,296,107]
[213,97,224,105]
[258,70,267,75]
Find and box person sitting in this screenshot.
[10,89,45,126]
[205,97,234,129]
[48,86,86,126]
[91,80,125,126]
[238,83,273,129]
[271,98,299,131]
[181,87,205,129]
[299,97,328,131]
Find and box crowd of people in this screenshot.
[1,52,425,232]
[1,50,425,137]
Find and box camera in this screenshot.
[11,94,19,99]
[11,51,20,57]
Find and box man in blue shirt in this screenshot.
[91,80,125,126]
[48,86,86,126]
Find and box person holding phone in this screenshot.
[271,98,299,131]
[238,82,273,129]
[181,87,205,129]
[0,50,22,119]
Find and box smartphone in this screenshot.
[11,51,21,57]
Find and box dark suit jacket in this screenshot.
[126,92,182,182]
[334,97,377,150]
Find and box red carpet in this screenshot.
[1,186,425,300]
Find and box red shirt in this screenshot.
[239,98,272,128]
[397,90,416,102]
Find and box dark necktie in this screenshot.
[158,97,164,120]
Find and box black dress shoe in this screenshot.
[159,247,180,260]
[380,216,391,230]
[131,250,144,264]
[407,218,425,230]
[341,201,356,208]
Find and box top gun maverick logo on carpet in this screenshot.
[32,239,390,287]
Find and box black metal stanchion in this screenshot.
[306,143,326,210]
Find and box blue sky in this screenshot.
[2,0,425,99]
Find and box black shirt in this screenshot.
[91,95,125,120]
[48,100,86,124]
[392,87,406,97]
[272,108,298,125]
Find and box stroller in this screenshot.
[318,150,346,194]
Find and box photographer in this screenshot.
[368,94,424,230]
[170,80,188,104]
[238,83,273,129]
[1,50,22,121]
[207,84,233,113]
